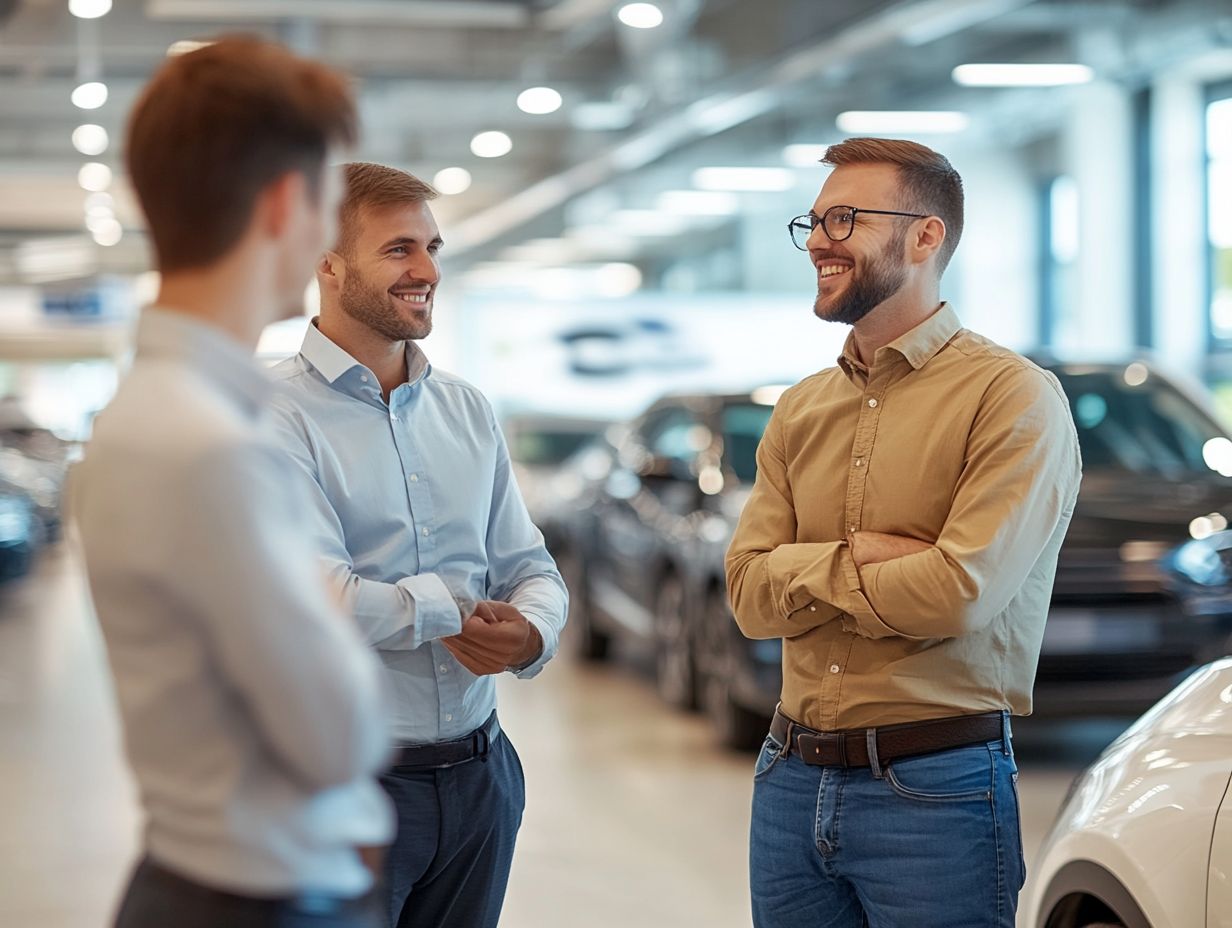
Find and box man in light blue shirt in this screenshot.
[268,162,568,928]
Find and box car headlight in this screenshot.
[1173,536,1231,586]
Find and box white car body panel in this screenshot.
[1022,659,1232,928]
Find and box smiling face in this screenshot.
[335,199,442,342]
[807,163,915,326]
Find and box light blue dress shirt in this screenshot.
[268,321,568,744]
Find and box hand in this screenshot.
[441,602,541,675]
[848,531,933,567]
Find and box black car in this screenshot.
[552,389,783,747]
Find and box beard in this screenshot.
[339,265,433,341]
[813,231,908,326]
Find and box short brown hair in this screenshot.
[822,138,964,274]
[335,162,437,257]
[126,36,357,273]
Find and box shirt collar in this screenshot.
[837,302,962,378]
[299,318,431,400]
[135,307,272,417]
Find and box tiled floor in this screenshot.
[0,545,1124,927]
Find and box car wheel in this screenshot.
[699,590,768,750]
[558,548,610,661]
[654,573,697,709]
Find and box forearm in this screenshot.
[501,574,566,677]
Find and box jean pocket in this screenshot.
[884,743,995,802]
[753,735,784,780]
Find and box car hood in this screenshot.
[1063,471,1232,548]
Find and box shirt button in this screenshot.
[422,527,431,537]
[830,664,841,674]
[445,713,453,722]
[809,605,817,612]
[391,413,399,421]
[439,664,448,674]
[409,474,419,482]
[360,375,369,383]
[867,398,878,408]
[855,458,864,467]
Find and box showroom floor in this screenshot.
[0,544,1129,928]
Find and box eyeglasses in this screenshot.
[787,205,928,250]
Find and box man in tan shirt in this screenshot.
[726,138,1081,928]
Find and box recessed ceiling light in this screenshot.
[692,167,796,192]
[433,167,473,195]
[517,87,563,115]
[71,82,108,110]
[72,124,109,156]
[617,3,663,29]
[952,63,1094,87]
[78,162,112,192]
[69,0,112,19]
[470,131,512,158]
[657,190,740,216]
[783,144,830,167]
[835,111,969,134]
[92,218,123,247]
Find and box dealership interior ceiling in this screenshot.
[0,0,1229,285]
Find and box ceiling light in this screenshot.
[783,144,830,168]
[69,0,112,19]
[610,209,691,236]
[433,167,473,196]
[78,162,112,192]
[167,40,212,57]
[952,63,1094,87]
[835,111,969,134]
[617,3,663,29]
[91,218,123,247]
[71,81,108,110]
[595,263,642,298]
[84,192,113,212]
[657,190,739,216]
[570,102,636,132]
[517,87,563,115]
[85,212,114,234]
[72,124,109,156]
[692,167,795,192]
[470,131,512,158]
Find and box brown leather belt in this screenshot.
[770,707,1005,768]
[389,711,498,771]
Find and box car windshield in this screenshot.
[722,403,775,483]
[1052,368,1232,480]
[509,428,599,467]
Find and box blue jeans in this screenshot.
[749,717,1025,928]
[378,731,525,928]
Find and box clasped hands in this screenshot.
[442,600,542,676]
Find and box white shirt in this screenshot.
[73,309,393,897]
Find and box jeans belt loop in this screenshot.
[1000,710,1012,757]
[779,720,794,759]
[865,727,883,779]
[475,725,491,763]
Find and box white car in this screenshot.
[1022,658,1232,928]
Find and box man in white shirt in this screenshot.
[73,37,393,928]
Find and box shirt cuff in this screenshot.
[508,612,555,679]
[840,556,905,640]
[394,573,464,648]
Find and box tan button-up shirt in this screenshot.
[726,304,1082,730]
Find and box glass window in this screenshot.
[1209,93,1232,341]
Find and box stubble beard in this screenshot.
[813,232,909,326]
[339,265,433,342]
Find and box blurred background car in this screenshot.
[0,479,38,586]
[1021,657,1232,928]
[504,412,611,542]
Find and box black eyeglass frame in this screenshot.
[788,205,929,250]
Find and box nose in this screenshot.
[409,251,440,286]
[805,221,828,251]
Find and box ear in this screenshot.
[317,249,344,294]
[911,216,946,267]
